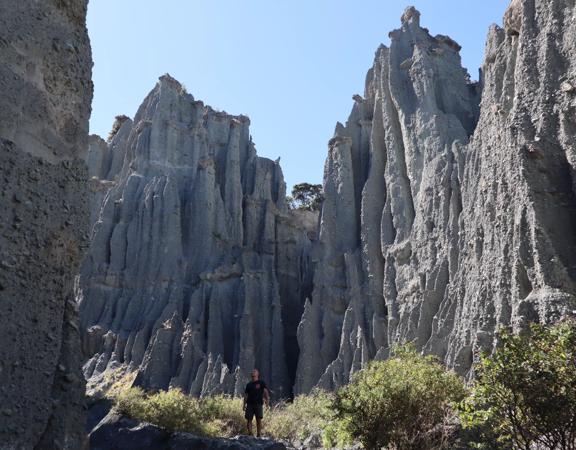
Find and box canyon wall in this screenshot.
[296,0,576,393]
[0,0,92,448]
[73,0,576,404]
[79,75,316,399]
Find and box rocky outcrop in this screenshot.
[0,0,92,448]
[296,1,576,393]
[79,75,316,399]
[442,0,576,372]
[90,412,288,450]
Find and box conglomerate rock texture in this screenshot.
[296,0,576,393]
[79,75,316,399]
[0,0,92,448]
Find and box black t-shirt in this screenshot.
[245,379,267,405]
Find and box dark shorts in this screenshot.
[245,403,264,420]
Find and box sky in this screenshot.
[88,0,507,191]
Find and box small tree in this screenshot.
[335,347,465,450]
[288,183,324,211]
[459,321,576,450]
[107,114,130,141]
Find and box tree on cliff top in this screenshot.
[287,183,324,211]
[107,115,130,142]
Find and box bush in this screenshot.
[459,321,576,450]
[266,390,349,447]
[200,396,245,437]
[107,114,130,141]
[115,387,209,435]
[114,388,244,437]
[112,386,345,444]
[335,346,465,450]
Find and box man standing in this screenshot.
[243,369,270,437]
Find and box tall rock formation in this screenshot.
[296,0,576,393]
[0,0,93,448]
[79,75,315,399]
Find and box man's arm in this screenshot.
[263,388,270,407]
[243,392,248,410]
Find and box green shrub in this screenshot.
[114,385,148,418]
[335,346,465,450]
[322,414,355,449]
[266,390,349,447]
[200,396,245,437]
[113,386,247,438]
[459,321,576,450]
[115,387,208,435]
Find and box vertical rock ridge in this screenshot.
[80,75,316,399]
[296,1,576,393]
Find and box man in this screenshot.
[243,368,269,437]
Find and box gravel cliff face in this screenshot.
[296,1,576,393]
[0,0,92,448]
[79,75,315,399]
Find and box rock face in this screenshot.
[0,0,92,448]
[89,412,288,450]
[79,75,315,399]
[296,1,576,393]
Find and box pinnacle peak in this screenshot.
[159,73,181,87]
[158,73,191,97]
[401,6,421,26]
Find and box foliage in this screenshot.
[105,370,138,399]
[112,386,346,445]
[114,387,210,435]
[114,387,244,437]
[459,321,576,450]
[106,324,576,449]
[266,390,351,447]
[200,395,245,437]
[107,114,130,141]
[322,413,355,449]
[334,346,466,450]
[287,183,324,211]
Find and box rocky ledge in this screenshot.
[90,412,288,450]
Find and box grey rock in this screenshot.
[296,1,576,393]
[302,432,323,449]
[79,74,316,398]
[0,0,92,449]
[89,412,171,450]
[89,411,288,450]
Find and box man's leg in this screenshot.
[256,404,263,437]
[256,418,262,437]
[245,404,254,435]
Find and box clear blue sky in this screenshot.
[88,0,506,191]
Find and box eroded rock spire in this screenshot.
[295,0,576,393]
[80,75,317,398]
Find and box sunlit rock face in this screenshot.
[0,0,92,448]
[80,0,576,401]
[80,75,316,399]
[295,0,576,393]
